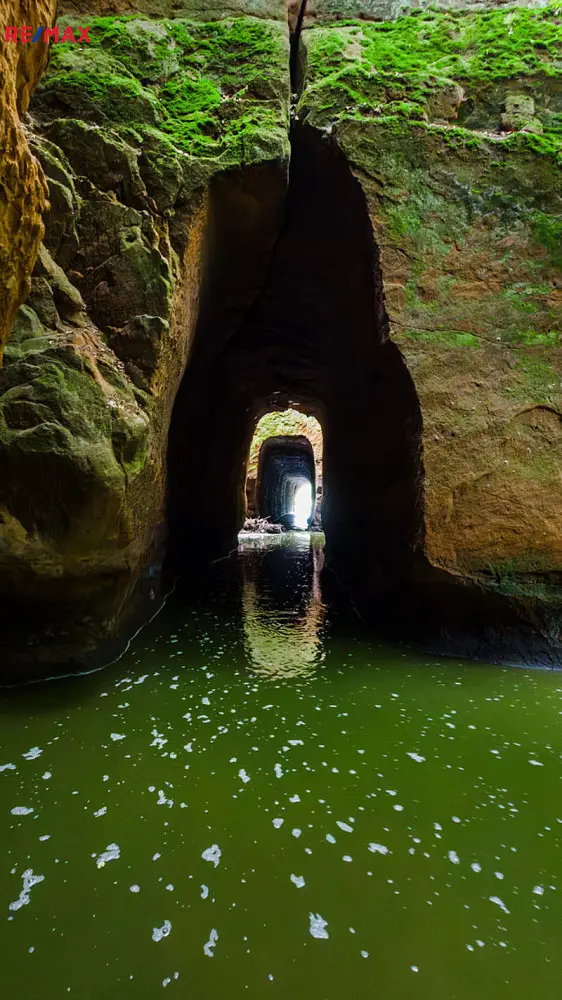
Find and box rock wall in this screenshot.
[301,0,554,23]
[60,0,289,18]
[0,0,57,363]
[0,11,291,673]
[298,4,562,587]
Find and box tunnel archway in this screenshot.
[245,409,323,527]
[256,435,316,528]
[166,123,425,609]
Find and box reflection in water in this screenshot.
[240,532,326,679]
[2,535,562,1000]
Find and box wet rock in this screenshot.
[33,245,86,324]
[501,94,543,135]
[242,518,284,534]
[46,119,148,208]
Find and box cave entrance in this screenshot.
[166,123,425,610]
[246,410,323,529]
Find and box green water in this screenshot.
[1,533,561,999]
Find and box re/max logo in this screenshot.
[4,25,92,43]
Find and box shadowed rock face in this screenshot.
[301,0,554,22]
[60,0,289,17]
[0,0,57,363]
[0,1,560,677]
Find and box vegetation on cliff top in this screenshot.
[298,7,561,351]
[299,4,562,161]
[35,15,290,165]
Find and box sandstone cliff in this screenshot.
[298,4,562,586]
[0,0,57,363]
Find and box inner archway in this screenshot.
[257,436,315,528]
[245,410,323,529]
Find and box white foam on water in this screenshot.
[157,790,174,807]
[0,763,16,772]
[238,769,250,784]
[309,913,329,940]
[130,885,140,893]
[93,806,107,818]
[489,896,510,914]
[201,885,209,899]
[290,874,305,888]
[274,763,283,778]
[471,862,482,873]
[152,920,172,942]
[22,747,42,761]
[39,835,50,842]
[9,870,45,912]
[289,794,300,803]
[203,928,218,957]
[272,818,284,829]
[292,828,302,838]
[110,733,126,742]
[368,843,389,855]
[95,843,120,868]
[448,851,460,865]
[407,753,425,763]
[533,885,545,896]
[11,806,33,816]
[202,845,221,868]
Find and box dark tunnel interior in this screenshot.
[256,435,316,528]
[166,123,425,605]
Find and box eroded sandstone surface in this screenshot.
[0,0,57,361]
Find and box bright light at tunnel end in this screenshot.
[293,482,313,530]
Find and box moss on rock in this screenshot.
[35,15,290,166]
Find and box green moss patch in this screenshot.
[35,15,290,166]
[300,5,562,162]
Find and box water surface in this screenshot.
[1,533,561,998]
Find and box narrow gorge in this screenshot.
[1,4,562,998]
[0,0,560,678]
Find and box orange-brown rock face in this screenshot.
[0,0,56,364]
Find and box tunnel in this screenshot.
[256,435,316,528]
[166,122,425,611]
